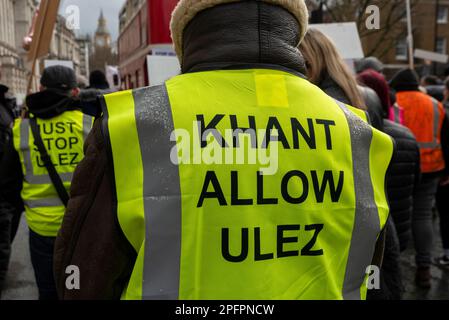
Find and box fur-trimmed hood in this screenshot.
[170,0,308,74]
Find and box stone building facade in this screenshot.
[76,35,91,82]
[0,0,38,101]
[0,0,89,101]
[47,15,82,76]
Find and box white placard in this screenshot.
[146,55,181,87]
[414,49,449,64]
[152,48,177,57]
[310,22,365,60]
[105,65,121,91]
[44,60,74,69]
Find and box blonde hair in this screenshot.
[299,28,366,110]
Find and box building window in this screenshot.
[438,6,448,24]
[396,38,408,61]
[436,37,447,54]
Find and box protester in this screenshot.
[390,68,449,288]
[0,66,93,299]
[78,70,114,118]
[358,68,421,299]
[358,68,404,124]
[421,75,445,102]
[87,70,110,90]
[54,0,393,300]
[299,28,384,130]
[358,69,420,253]
[0,79,17,296]
[299,29,422,299]
[299,28,366,109]
[356,56,384,74]
[435,76,449,268]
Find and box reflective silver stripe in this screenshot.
[419,142,441,149]
[133,86,182,300]
[83,113,93,142]
[25,172,73,185]
[335,101,380,300]
[24,197,63,209]
[432,98,439,144]
[393,103,401,124]
[418,98,441,149]
[20,119,34,178]
[20,118,75,184]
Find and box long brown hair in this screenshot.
[299,28,366,110]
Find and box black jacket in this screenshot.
[425,85,445,102]
[78,88,115,118]
[367,217,403,300]
[360,85,384,132]
[319,75,384,131]
[0,85,16,294]
[383,119,420,251]
[0,85,15,160]
[318,74,350,103]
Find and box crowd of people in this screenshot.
[0,0,448,301]
[299,27,449,298]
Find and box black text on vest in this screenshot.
[33,121,81,168]
[197,115,336,150]
[197,170,344,208]
[221,224,325,263]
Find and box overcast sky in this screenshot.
[59,0,126,41]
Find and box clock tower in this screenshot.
[90,9,118,73]
[94,10,111,49]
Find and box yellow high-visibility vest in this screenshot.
[13,110,92,237]
[102,69,393,300]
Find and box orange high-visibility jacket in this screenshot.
[396,91,445,173]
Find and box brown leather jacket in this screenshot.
[54,120,136,299]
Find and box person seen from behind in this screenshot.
[389,68,449,288]
[54,0,394,300]
[358,68,421,300]
[299,28,384,131]
[435,76,449,268]
[0,66,93,299]
[0,74,20,297]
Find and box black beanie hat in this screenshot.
[389,68,420,92]
[41,65,77,91]
[89,70,110,90]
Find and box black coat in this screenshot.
[319,76,384,131]
[367,217,403,300]
[384,119,420,252]
[0,85,15,294]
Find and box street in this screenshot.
[1,216,38,300]
[1,215,448,300]
[401,218,449,300]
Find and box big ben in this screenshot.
[90,9,117,73]
[94,10,111,49]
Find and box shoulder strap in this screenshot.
[29,117,69,207]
